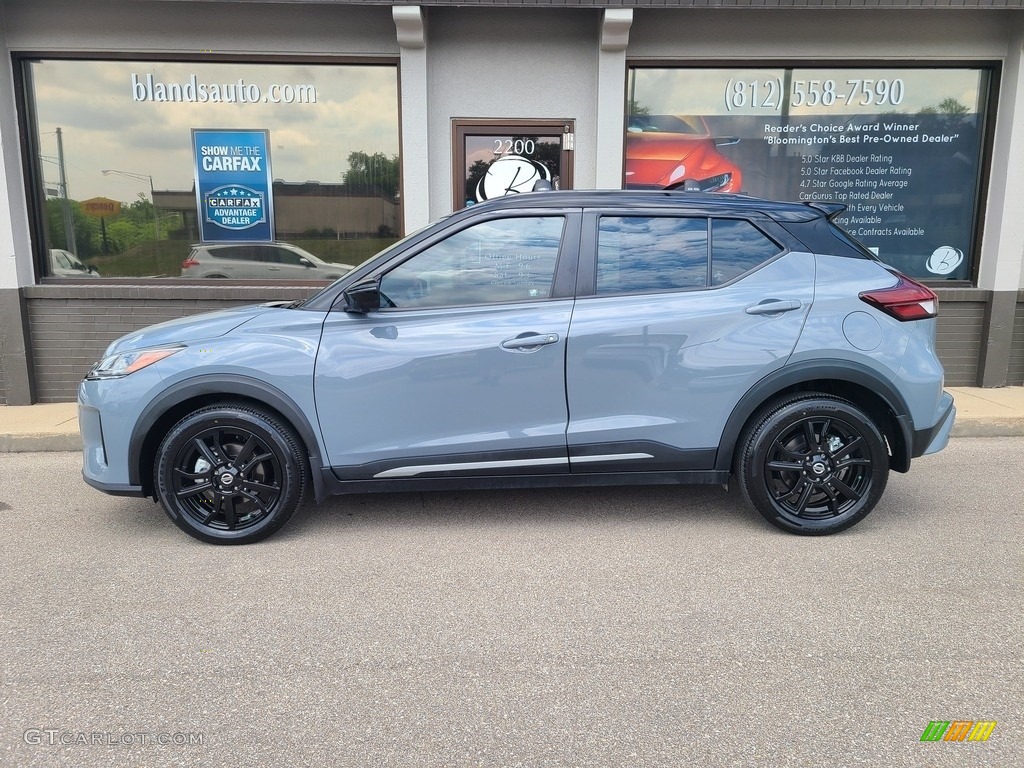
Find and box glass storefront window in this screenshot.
[626,66,993,282]
[25,59,400,279]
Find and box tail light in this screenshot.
[859,270,938,321]
[181,257,199,269]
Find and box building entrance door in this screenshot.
[453,119,574,211]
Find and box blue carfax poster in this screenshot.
[192,129,274,242]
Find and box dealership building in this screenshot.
[1,0,1023,404]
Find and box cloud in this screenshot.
[31,59,400,202]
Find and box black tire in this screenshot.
[154,403,308,544]
[736,394,889,535]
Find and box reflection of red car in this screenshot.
[624,115,742,192]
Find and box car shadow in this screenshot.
[280,483,766,540]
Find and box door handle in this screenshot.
[745,299,802,315]
[500,332,560,351]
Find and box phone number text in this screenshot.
[724,78,905,111]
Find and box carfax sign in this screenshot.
[192,129,274,242]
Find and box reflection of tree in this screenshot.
[343,151,400,198]
[532,139,562,177]
[46,199,96,257]
[918,97,970,116]
[628,99,651,117]
[45,195,183,258]
[465,159,490,202]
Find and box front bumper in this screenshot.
[78,370,162,498]
[82,472,144,497]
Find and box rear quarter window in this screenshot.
[711,219,783,285]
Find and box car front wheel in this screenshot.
[737,394,889,535]
[154,403,307,544]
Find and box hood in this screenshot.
[104,303,277,356]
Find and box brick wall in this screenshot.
[1010,295,1024,386]
[24,285,320,403]
[934,289,987,387]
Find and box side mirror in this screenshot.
[714,136,740,147]
[343,278,381,313]
[298,257,314,268]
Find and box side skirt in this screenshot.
[318,469,730,498]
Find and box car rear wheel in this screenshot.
[154,403,307,544]
[736,394,888,535]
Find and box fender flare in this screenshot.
[127,374,325,500]
[715,360,914,473]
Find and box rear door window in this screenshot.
[596,216,708,294]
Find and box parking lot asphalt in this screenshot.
[0,438,1020,767]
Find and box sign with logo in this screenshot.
[192,129,274,242]
[80,197,120,218]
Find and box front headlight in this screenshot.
[86,345,184,380]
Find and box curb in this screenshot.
[951,418,1024,438]
[0,434,83,453]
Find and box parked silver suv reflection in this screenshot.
[181,241,354,280]
[81,189,955,544]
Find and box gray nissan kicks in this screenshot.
[79,190,955,544]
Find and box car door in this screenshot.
[314,212,580,480]
[266,245,310,279]
[216,245,268,279]
[565,211,814,472]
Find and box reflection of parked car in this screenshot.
[83,190,954,545]
[625,114,742,192]
[49,248,100,277]
[181,242,355,280]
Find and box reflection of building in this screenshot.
[154,182,400,241]
[2,1,1024,404]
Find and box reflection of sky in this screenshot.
[33,60,399,202]
[598,217,708,293]
[632,67,987,117]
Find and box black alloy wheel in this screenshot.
[155,404,307,544]
[737,394,889,535]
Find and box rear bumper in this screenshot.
[911,391,956,458]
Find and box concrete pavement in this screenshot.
[1,386,1022,452]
